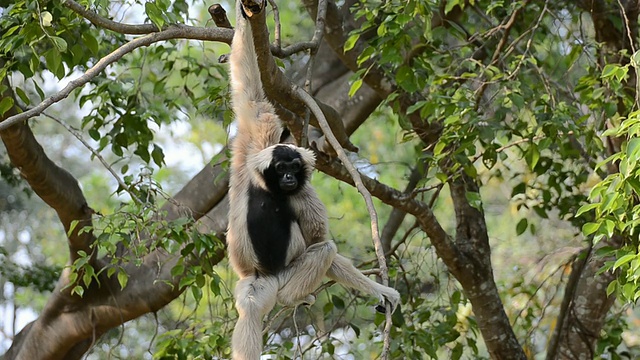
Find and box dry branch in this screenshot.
[209,4,233,29]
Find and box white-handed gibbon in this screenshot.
[226,1,400,359]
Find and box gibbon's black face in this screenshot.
[263,145,308,195]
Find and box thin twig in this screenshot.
[293,306,303,357]
[43,112,143,204]
[545,243,593,360]
[291,85,393,359]
[616,0,637,55]
[63,0,158,34]
[267,0,281,49]
[616,0,640,109]
[413,134,547,195]
[473,0,530,111]
[301,0,328,147]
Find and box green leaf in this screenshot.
[377,22,387,37]
[344,34,360,52]
[627,138,640,160]
[152,145,165,167]
[407,100,426,115]
[0,97,14,116]
[525,144,540,171]
[465,191,482,211]
[582,222,600,236]
[613,254,636,270]
[348,78,363,97]
[88,129,100,141]
[191,286,203,303]
[433,141,446,156]
[67,220,80,237]
[82,32,99,55]
[145,2,165,30]
[604,219,615,237]
[44,48,61,77]
[15,87,30,106]
[331,295,345,309]
[515,218,527,236]
[445,0,462,14]
[117,271,128,290]
[576,203,599,217]
[606,279,617,297]
[396,65,418,92]
[357,46,375,67]
[50,36,67,52]
[72,285,85,297]
[602,64,620,79]
[171,264,184,277]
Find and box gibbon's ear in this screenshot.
[296,147,316,178]
[246,146,274,190]
[279,127,291,143]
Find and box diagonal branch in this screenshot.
[63,0,158,34]
[293,85,393,358]
[0,25,232,131]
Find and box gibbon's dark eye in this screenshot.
[275,162,286,174]
[290,158,302,173]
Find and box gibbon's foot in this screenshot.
[301,294,316,307]
[375,304,387,314]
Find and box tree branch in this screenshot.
[0,78,94,261]
[0,25,233,131]
[63,0,160,34]
[293,85,393,358]
[243,6,357,152]
[208,4,233,29]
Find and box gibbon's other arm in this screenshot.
[229,0,282,155]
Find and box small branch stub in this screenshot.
[209,4,232,29]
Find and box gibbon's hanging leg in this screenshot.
[232,275,278,360]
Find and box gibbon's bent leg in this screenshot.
[328,254,401,312]
[232,275,278,360]
[276,240,337,306]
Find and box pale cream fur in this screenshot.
[227,2,400,359]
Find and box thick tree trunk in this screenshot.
[554,244,617,359]
[300,1,528,358]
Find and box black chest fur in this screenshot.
[247,185,296,274]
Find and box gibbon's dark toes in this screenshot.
[375,304,387,313]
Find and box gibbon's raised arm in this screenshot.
[229,1,282,153]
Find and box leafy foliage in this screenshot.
[5,0,640,358]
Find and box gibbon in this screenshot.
[226,1,401,359]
